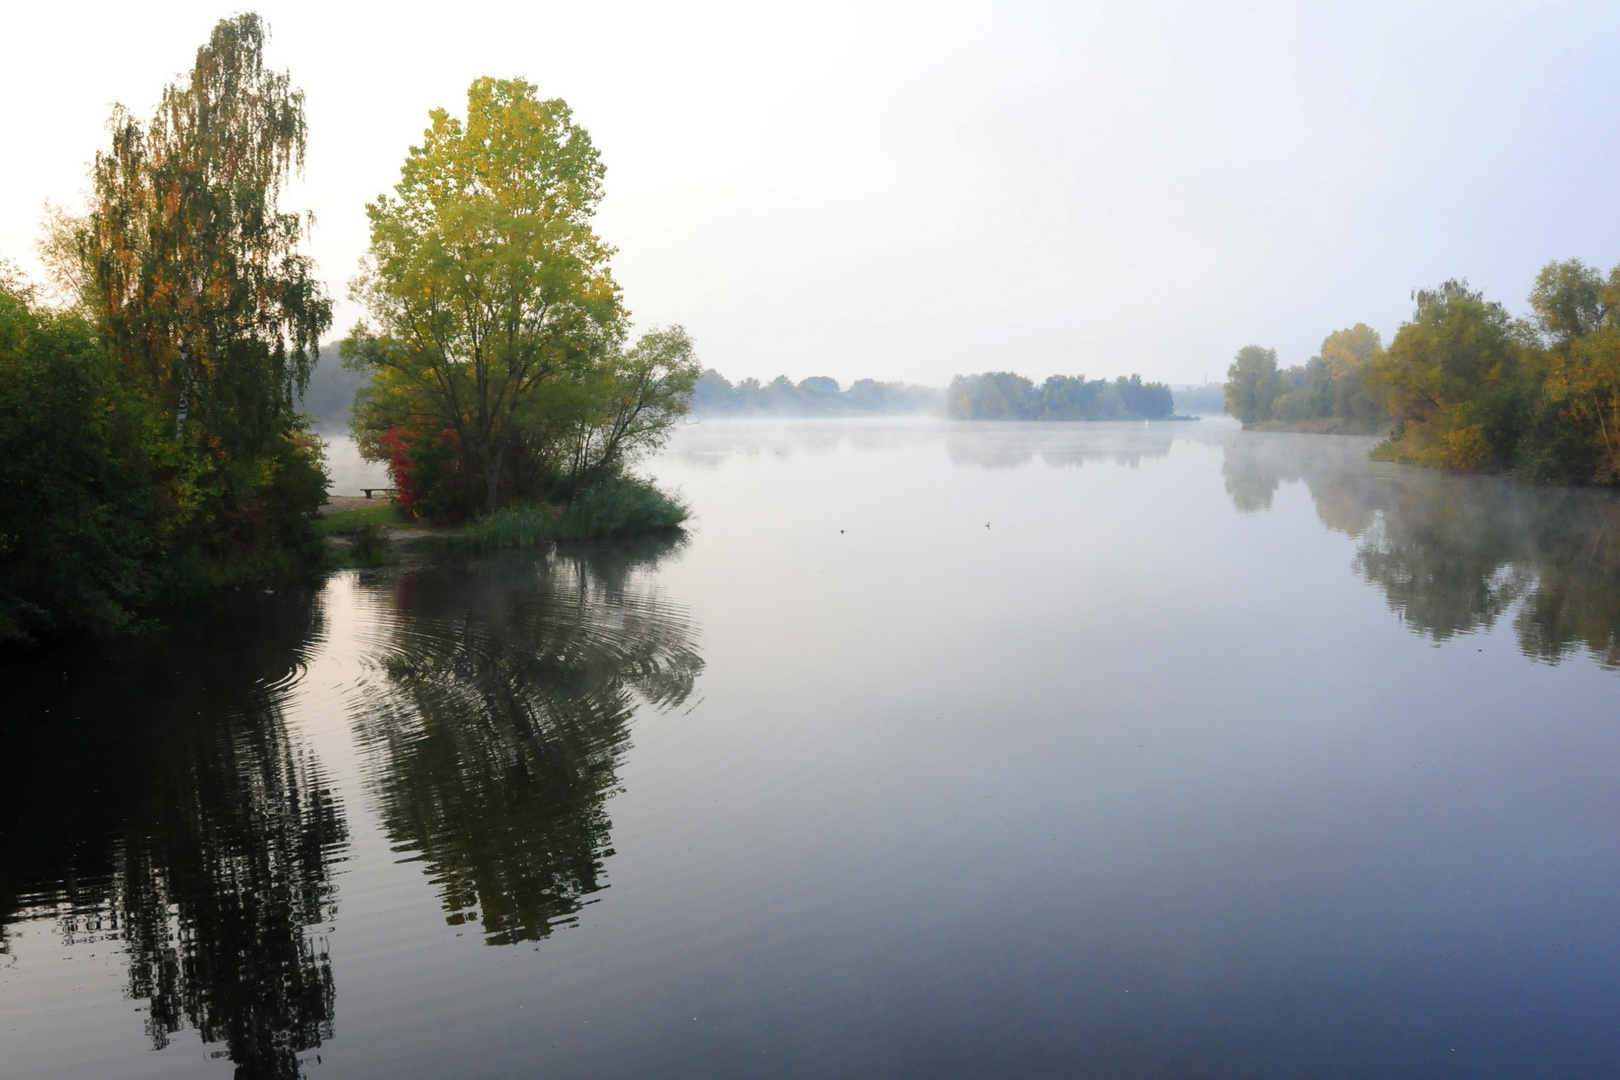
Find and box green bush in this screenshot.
[555,476,689,539]
[0,285,155,640]
[347,523,396,566]
[143,424,330,604]
[466,476,688,551]
[466,503,557,551]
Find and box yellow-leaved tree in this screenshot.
[346,78,625,515]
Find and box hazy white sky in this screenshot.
[4,1,1619,386]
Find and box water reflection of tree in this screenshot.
[352,539,703,946]
[946,424,1175,470]
[667,419,943,469]
[0,587,345,1079]
[1223,436,1620,667]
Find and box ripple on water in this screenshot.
[340,542,704,945]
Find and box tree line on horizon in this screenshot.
[691,370,943,415]
[1225,260,1620,484]
[314,361,1224,424]
[0,13,698,641]
[947,371,1177,421]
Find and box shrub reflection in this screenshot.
[946,424,1174,469]
[351,538,703,945]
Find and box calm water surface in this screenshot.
[3,419,1619,1078]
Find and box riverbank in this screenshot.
[316,474,689,560]
[1242,417,1393,435]
[318,501,464,549]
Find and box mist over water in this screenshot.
[318,430,390,498]
[3,418,1619,1078]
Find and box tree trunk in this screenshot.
[482,441,507,516]
[174,337,193,437]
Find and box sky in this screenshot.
[4,0,1620,387]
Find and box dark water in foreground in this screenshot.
[3,419,1619,1079]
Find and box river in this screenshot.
[3,417,1618,1078]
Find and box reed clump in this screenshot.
[466,477,688,551]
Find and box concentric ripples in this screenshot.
[0,540,704,1077]
[343,540,703,946]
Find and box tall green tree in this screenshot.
[349,77,624,514]
[1367,280,1525,471]
[1224,345,1280,423]
[43,12,332,569]
[1531,258,1620,480]
[1319,324,1381,380]
[72,13,329,453]
[1527,258,1613,345]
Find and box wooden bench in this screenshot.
[361,488,397,500]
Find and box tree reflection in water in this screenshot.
[1224,435,1620,667]
[0,586,345,1079]
[350,537,703,946]
[945,423,1174,470]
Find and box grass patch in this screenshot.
[315,504,404,566]
[557,476,689,538]
[467,476,688,552]
[316,502,406,536]
[466,503,557,551]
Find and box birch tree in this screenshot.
[74,13,330,454]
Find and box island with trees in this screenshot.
[342,76,696,526]
[946,371,1184,420]
[691,370,943,415]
